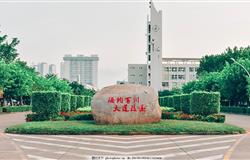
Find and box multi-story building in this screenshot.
[128,64,147,86]
[128,1,200,91]
[37,62,49,76]
[49,64,56,75]
[162,58,200,90]
[60,54,99,88]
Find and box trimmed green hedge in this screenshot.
[0,107,3,113]
[77,96,85,108]
[173,95,181,111]
[32,91,61,119]
[61,93,71,112]
[2,105,32,113]
[70,95,77,111]
[190,91,220,116]
[221,106,249,114]
[84,96,92,107]
[168,96,174,107]
[180,94,191,114]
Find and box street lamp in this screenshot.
[230,58,250,77]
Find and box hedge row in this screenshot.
[159,91,220,116]
[221,106,250,115]
[31,91,93,121]
[2,105,32,113]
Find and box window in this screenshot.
[148,45,151,53]
[148,55,151,61]
[162,82,169,87]
[172,67,177,72]
[171,75,177,79]
[178,67,185,72]
[148,35,151,43]
[189,67,194,72]
[139,67,143,69]
[139,74,143,77]
[172,82,178,87]
[195,67,198,72]
[130,74,135,77]
[178,75,185,80]
[148,24,151,33]
[164,67,170,72]
[129,66,135,69]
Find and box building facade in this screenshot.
[146,0,163,91]
[128,64,147,86]
[60,54,99,88]
[128,1,200,91]
[162,58,200,90]
[49,64,56,75]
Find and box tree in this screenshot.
[69,81,95,96]
[158,88,182,97]
[0,32,19,63]
[197,46,250,76]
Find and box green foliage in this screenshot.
[0,33,19,63]
[76,95,85,108]
[173,95,181,111]
[168,96,174,107]
[69,81,95,96]
[205,114,225,123]
[2,105,31,112]
[158,88,182,97]
[180,94,191,114]
[84,96,91,107]
[61,93,71,112]
[31,91,61,119]
[5,120,245,135]
[190,91,220,116]
[197,46,250,75]
[160,107,175,112]
[0,107,3,113]
[220,106,247,114]
[76,107,91,112]
[68,114,93,121]
[70,95,77,111]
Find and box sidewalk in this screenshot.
[0,112,29,160]
[224,113,250,160]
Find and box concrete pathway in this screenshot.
[223,113,250,160]
[0,112,29,160]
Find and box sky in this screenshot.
[1,0,250,88]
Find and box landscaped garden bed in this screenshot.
[0,105,32,113]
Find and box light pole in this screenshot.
[230,58,250,77]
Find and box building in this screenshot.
[60,54,99,88]
[128,1,200,91]
[146,0,163,91]
[37,62,49,76]
[49,64,56,75]
[162,58,200,90]
[128,64,147,86]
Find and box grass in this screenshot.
[5,120,245,135]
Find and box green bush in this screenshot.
[84,96,92,107]
[61,93,71,112]
[168,96,174,107]
[164,97,169,106]
[221,106,246,114]
[77,95,85,108]
[205,114,225,123]
[70,95,77,111]
[180,94,191,114]
[32,91,61,119]
[190,91,220,116]
[68,113,93,121]
[26,113,50,121]
[76,107,91,112]
[2,105,32,113]
[173,95,181,111]
[247,108,250,115]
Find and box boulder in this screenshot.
[92,84,161,124]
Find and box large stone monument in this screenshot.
[92,84,161,124]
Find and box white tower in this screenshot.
[146,0,163,92]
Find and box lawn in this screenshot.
[5,120,245,135]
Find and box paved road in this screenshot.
[0,112,249,160]
[6,134,242,160]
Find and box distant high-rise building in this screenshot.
[37,62,49,76]
[128,64,147,86]
[49,64,56,75]
[60,54,99,88]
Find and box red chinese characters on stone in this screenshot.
[107,96,146,113]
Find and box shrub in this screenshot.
[68,113,94,121]
[70,95,77,111]
[190,91,220,116]
[76,107,91,113]
[247,108,250,115]
[164,97,169,106]
[230,106,246,114]
[160,107,175,112]
[61,93,71,112]
[2,105,32,113]
[26,113,49,122]
[84,96,92,107]
[180,94,191,114]
[0,107,3,113]
[168,96,174,107]
[77,96,85,108]
[205,114,225,123]
[173,95,181,111]
[32,91,61,119]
